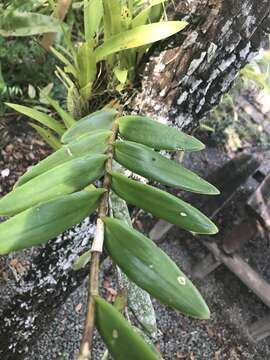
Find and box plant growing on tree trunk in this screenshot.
[0,109,219,359]
[0,1,220,359]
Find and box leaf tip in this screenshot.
[197,304,210,320]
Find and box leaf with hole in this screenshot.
[62,109,117,143]
[114,140,219,195]
[110,172,218,234]
[16,130,111,187]
[0,154,107,216]
[95,21,188,61]
[95,296,159,360]
[0,189,105,254]
[104,217,210,319]
[118,115,204,151]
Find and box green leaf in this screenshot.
[200,124,215,133]
[0,154,107,216]
[95,21,188,61]
[0,189,105,254]
[114,67,128,84]
[45,95,76,129]
[50,46,77,78]
[29,123,61,151]
[16,130,111,187]
[62,108,117,143]
[72,250,91,271]
[6,103,66,136]
[84,0,103,40]
[114,140,219,195]
[132,0,165,27]
[95,296,159,360]
[110,172,218,234]
[0,62,6,91]
[110,191,158,339]
[0,11,62,37]
[118,115,204,151]
[76,41,97,101]
[103,0,123,39]
[104,217,210,319]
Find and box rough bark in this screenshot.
[132,0,270,131]
[0,218,95,359]
[0,0,270,357]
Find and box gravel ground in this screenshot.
[25,225,270,360]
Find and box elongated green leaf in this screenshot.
[62,108,117,143]
[45,96,76,129]
[104,217,210,319]
[0,154,107,216]
[84,0,103,40]
[29,123,61,151]
[110,191,158,339]
[50,47,77,78]
[16,130,111,187]
[76,41,97,101]
[95,296,159,360]
[132,0,165,27]
[0,189,105,254]
[72,250,91,271]
[118,115,204,151]
[103,0,123,39]
[110,172,218,234]
[114,140,219,195]
[0,11,62,37]
[6,103,66,136]
[0,63,6,91]
[95,21,188,61]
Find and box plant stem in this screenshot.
[77,120,119,360]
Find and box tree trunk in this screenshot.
[0,0,269,357]
[132,0,270,131]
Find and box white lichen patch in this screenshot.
[112,329,119,339]
[177,91,188,105]
[66,147,73,157]
[187,52,206,76]
[177,276,186,285]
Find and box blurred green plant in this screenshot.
[5,0,187,147]
[0,1,66,115]
[241,49,270,93]
[199,47,270,152]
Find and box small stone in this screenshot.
[75,303,82,313]
[1,168,10,178]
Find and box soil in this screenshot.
[0,115,270,360]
